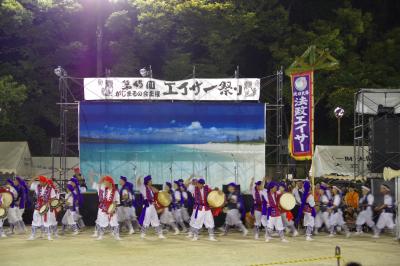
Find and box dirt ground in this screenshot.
[0,227,398,266]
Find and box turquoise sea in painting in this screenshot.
[79,102,265,190]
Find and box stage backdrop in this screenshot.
[79,102,265,191]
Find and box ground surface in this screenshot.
[0,227,398,266]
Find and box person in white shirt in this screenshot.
[328,186,350,238]
[91,176,121,240]
[172,180,189,232]
[250,177,268,240]
[28,176,57,241]
[5,179,19,234]
[137,175,165,239]
[61,184,79,235]
[159,182,180,235]
[187,178,217,241]
[221,182,248,237]
[355,186,375,235]
[277,182,298,237]
[373,184,395,238]
[117,176,136,235]
[314,185,331,234]
[296,181,316,241]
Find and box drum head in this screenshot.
[39,205,48,214]
[50,199,59,208]
[0,192,13,208]
[279,193,296,211]
[207,191,225,208]
[0,207,6,218]
[157,191,172,207]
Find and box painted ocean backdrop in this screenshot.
[79,102,265,191]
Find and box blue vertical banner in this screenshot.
[288,71,314,160]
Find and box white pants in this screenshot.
[181,207,190,222]
[190,208,214,229]
[117,206,136,222]
[141,204,160,228]
[267,216,284,231]
[96,208,119,228]
[62,209,77,226]
[303,212,315,227]
[172,208,185,224]
[329,210,346,227]
[225,209,242,226]
[254,210,267,227]
[7,207,19,224]
[32,209,57,227]
[356,208,374,227]
[17,208,25,221]
[376,212,395,230]
[160,208,176,224]
[315,211,330,229]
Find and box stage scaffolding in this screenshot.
[353,89,400,179]
[55,68,287,183]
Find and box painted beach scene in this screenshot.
[79,102,265,190]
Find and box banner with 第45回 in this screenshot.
[84,78,260,101]
[288,71,314,160]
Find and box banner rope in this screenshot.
[250,246,344,266]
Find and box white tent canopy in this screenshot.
[356,88,400,115]
[0,141,32,177]
[311,145,369,180]
[32,157,79,179]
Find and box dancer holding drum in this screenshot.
[250,177,268,240]
[265,181,288,243]
[277,182,298,237]
[5,179,20,234]
[91,175,121,240]
[0,187,13,238]
[187,178,219,241]
[117,176,137,235]
[137,175,165,239]
[221,182,248,236]
[159,182,180,235]
[28,176,57,241]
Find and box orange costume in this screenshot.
[344,191,359,209]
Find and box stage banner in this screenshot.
[84,78,260,101]
[288,71,314,160]
[79,102,265,191]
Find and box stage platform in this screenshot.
[0,228,398,266]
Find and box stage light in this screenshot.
[54,66,67,77]
[334,107,344,145]
[139,66,153,78]
[334,107,344,118]
[139,68,148,77]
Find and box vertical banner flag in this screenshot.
[288,71,314,160]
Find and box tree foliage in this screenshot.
[0,0,399,153]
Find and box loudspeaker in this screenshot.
[369,114,400,173]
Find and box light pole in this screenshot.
[334,107,344,145]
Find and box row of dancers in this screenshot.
[0,174,396,242]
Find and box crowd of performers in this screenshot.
[0,172,396,242]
